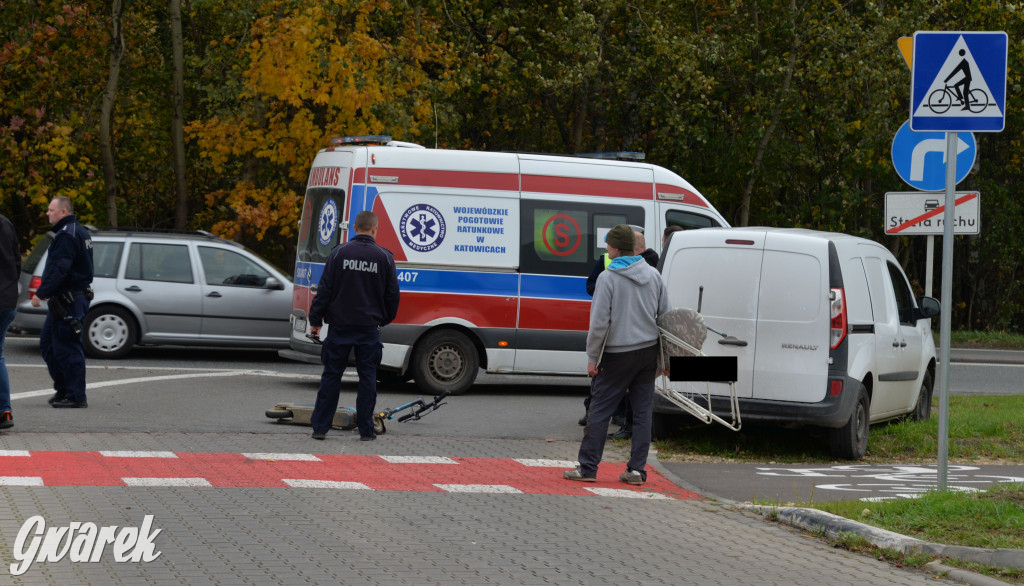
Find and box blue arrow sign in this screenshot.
[910,31,1007,132]
[891,120,975,191]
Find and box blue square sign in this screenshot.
[910,31,1007,132]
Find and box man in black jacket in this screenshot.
[309,211,400,441]
[31,196,93,409]
[0,213,20,428]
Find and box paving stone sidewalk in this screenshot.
[0,432,958,585]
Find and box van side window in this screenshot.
[125,243,194,284]
[887,261,916,325]
[92,242,123,279]
[665,210,719,230]
[519,199,643,277]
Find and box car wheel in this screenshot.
[411,329,479,396]
[911,371,934,422]
[829,383,870,460]
[83,306,137,359]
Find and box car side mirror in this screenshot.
[264,277,285,291]
[913,296,940,320]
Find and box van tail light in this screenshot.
[28,276,42,299]
[829,287,848,349]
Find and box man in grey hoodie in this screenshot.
[563,224,670,485]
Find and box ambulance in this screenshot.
[280,136,729,395]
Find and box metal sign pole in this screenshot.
[937,131,957,490]
[925,236,934,297]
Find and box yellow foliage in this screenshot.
[187,0,454,247]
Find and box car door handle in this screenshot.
[310,285,318,295]
[900,341,907,347]
[125,286,142,292]
[207,292,222,298]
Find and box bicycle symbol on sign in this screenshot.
[926,84,992,114]
[925,48,992,115]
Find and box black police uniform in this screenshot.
[309,233,400,438]
[37,215,93,406]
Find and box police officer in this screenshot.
[309,211,400,441]
[31,196,93,408]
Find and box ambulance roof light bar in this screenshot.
[330,135,392,146]
[575,151,646,162]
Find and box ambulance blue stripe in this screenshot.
[396,269,518,296]
[294,265,589,301]
[520,274,591,301]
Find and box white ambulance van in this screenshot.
[658,227,939,459]
[280,136,729,395]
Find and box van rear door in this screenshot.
[661,229,764,399]
[752,233,830,403]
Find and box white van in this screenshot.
[280,136,729,394]
[659,227,940,459]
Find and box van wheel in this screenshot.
[83,306,136,359]
[411,330,479,396]
[829,384,869,460]
[911,372,934,422]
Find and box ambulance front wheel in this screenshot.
[411,329,479,396]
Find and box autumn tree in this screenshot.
[184,0,456,269]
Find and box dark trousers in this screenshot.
[39,293,89,402]
[577,344,658,480]
[310,328,382,437]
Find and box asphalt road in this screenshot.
[4,336,1023,503]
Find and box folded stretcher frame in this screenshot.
[656,308,742,431]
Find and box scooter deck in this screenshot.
[265,402,357,430]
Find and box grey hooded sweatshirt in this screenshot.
[585,255,670,365]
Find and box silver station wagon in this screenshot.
[14,229,293,359]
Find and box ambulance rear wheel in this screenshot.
[412,330,479,396]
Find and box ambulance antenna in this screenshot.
[434,104,439,149]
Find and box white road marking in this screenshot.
[514,458,577,468]
[435,484,522,494]
[122,477,212,487]
[0,477,44,486]
[244,453,321,461]
[379,456,457,464]
[282,479,371,489]
[100,451,178,458]
[585,488,671,499]
[0,450,31,457]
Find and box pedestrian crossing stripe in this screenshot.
[912,35,1002,119]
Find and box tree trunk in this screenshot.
[738,0,797,227]
[170,0,188,229]
[100,0,124,228]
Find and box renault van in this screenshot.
[658,227,940,459]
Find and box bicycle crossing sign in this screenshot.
[911,31,1007,132]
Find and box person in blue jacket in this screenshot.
[31,196,93,408]
[309,211,400,441]
[0,213,21,428]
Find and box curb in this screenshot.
[650,453,1024,584]
[746,506,1024,583]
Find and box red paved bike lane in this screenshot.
[0,450,700,499]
